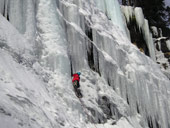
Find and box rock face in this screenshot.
[0,0,170,128]
[155,38,170,54]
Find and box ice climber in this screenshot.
[72,72,82,98]
[72,72,81,88]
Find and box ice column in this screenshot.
[143,19,156,61]
[0,0,5,15]
[0,0,36,41]
[36,0,70,76]
[122,6,156,61]
[134,8,156,61]
[8,0,27,34]
[95,0,127,36]
[24,0,36,41]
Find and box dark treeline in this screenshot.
[122,0,170,37]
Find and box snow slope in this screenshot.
[0,0,170,128]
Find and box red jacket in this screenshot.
[72,74,80,82]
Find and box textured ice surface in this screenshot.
[94,0,128,37]
[36,0,70,75]
[121,6,156,61]
[121,6,133,23]
[0,0,170,128]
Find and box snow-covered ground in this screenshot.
[0,0,170,128]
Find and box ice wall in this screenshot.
[0,1,87,127]
[0,0,36,41]
[0,0,70,75]
[0,0,170,128]
[0,0,8,18]
[58,0,170,127]
[0,13,89,128]
[8,0,27,34]
[57,0,89,72]
[0,0,4,14]
[36,0,70,76]
[94,0,128,37]
[121,6,156,61]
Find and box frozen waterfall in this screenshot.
[0,0,170,128]
[94,0,128,37]
[36,0,70,75]
[121,6,156,61]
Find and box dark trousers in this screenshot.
[73,80,80,89]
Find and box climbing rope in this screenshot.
[58,4,109,128]
[72,81,97,127]
[77,97,98,128]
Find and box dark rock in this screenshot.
[127,17,149,56]
[0,107,12,116]
[98,96,122,121]
[160,38,170,53]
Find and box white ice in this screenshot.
[121,6,156,61]
[0,0,170,128]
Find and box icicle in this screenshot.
[95,0,128,37]
[24,0,36,41]
[121,6,156,61]
[134,7,144,30]
[143,19,156,61]
[121,6,134,23]
[166,40,170,50]
[8,0,27,34]
[0,0,5,15]
[4,0,8,19]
